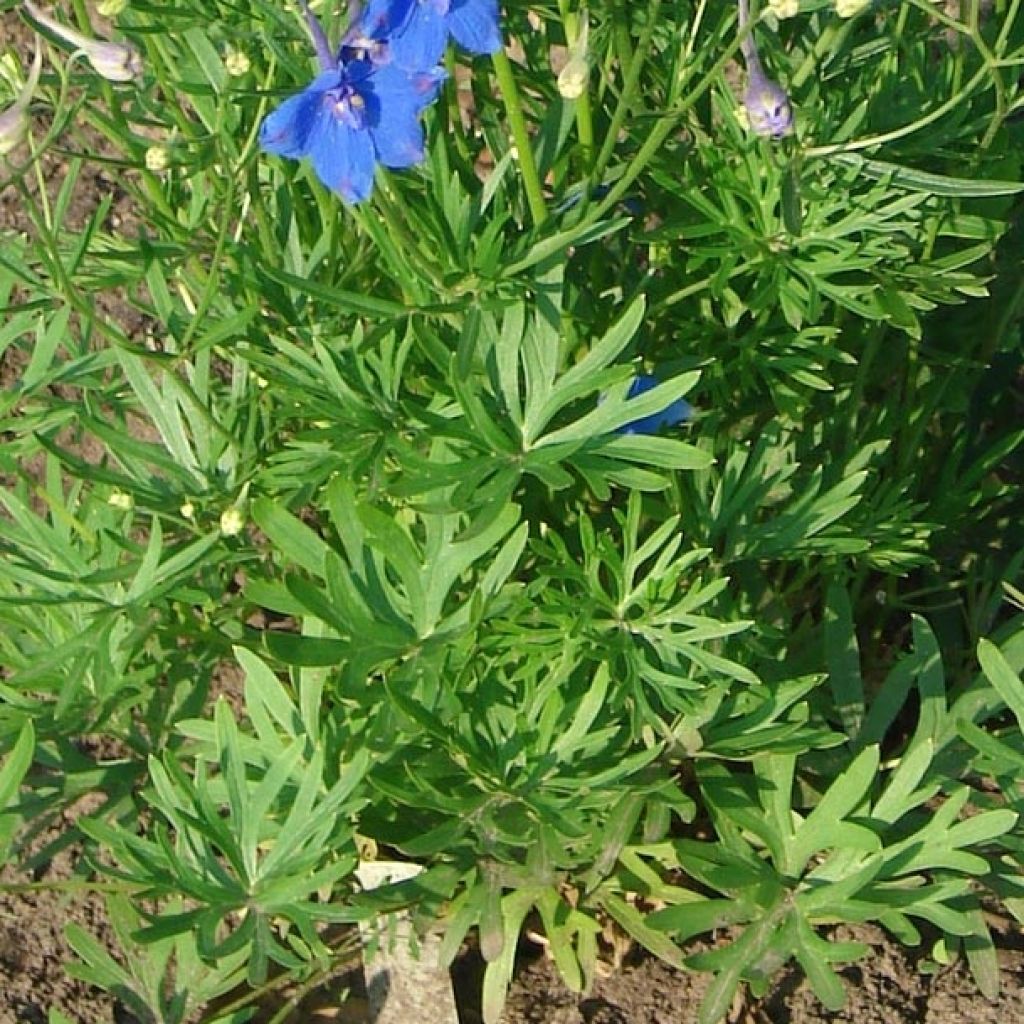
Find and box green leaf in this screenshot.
[0,720,34,858]
[963,907,1000,1000]
[599,891,687,969]
[793,915,846,1011]
[978,639,1024,732]
[788,746,880,872]
[872,739,935,824]
[252,498,331,577]
[0,720,34,810]
[481,890,538,1024]
[831,152,1024,197]
[824,581,864,740]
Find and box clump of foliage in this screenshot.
[2,1,1024,1022]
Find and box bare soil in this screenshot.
[2,873,1023,1024]
[491,928,1024,1024]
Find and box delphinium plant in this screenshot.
[1,0,1024,1022]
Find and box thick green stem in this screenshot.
[491,49,548,227]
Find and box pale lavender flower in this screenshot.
[737,0,793,138]
[23,0,142,83]
[0,39,42,156]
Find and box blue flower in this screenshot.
[618,375,693,435]
[259,1,445,203]
[352,0,502,70]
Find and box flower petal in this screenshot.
[355,0,415,40]
[307,112,378,203]
[368,62,446,114]
[372,112,426,168]
[259,72,338,158]
[618,376,693,435]
[447,0,502,54]
[389,4,449,69]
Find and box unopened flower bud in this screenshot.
[219,507,245,537]
[144,144,168,171]
[224,46,250,77]
[108,490,134,511]
[0,40,41,157]
[737,0,793,139]
[743,66,793,138]
[23,0,143,82]
[180,500,195,519]
[768,0,799,17]
[556,16,589,100]
[557,54,588,99]
[835,0,869,15]
[96,0,127,16]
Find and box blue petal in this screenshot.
[447,0,502,54]
[367,62,446,115]
[372,112,426,167]
[259,90,320,158]
[619,375,693,435]
[354,0,414,40]
[259,72,339,158]
[389,3,449,69]
[307,113,378,203]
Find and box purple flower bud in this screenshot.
[737,0,793,139]
[743,64,793,138]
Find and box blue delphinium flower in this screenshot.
[352,0,502,70]
[619,375,693,436]
[259,0,446,203]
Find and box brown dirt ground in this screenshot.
[3,879,1023,1024]
[492,927,1024,1024]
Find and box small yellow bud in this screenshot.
[768,0,799,17]
[96,0,128,16]
[179,500,195,520]
[108,490,134,511]
[219,507,246,537]
[144,144,168,172]
[557,55,588,100]
[556,15,589,100]
[224,46,250,77]
[835,0,870,16]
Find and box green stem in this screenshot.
[790,21,853,92]
[442,49,473,166]
[804,63,991,157]
[491,49,548,226]
[505,26,745,277]
[592,0,662,183]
